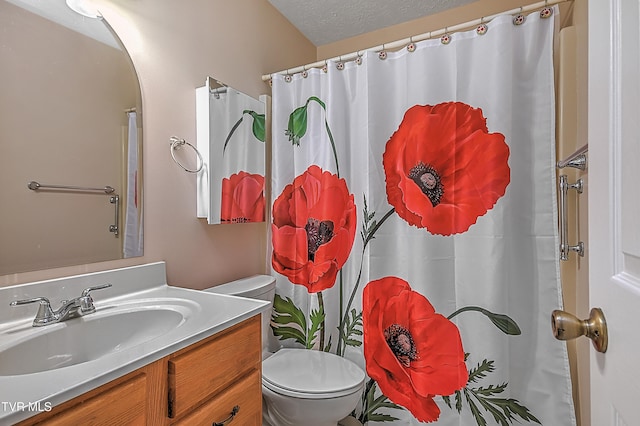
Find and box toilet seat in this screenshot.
[262,349,365,399]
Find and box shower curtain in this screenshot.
[123,111,142,258]
[269,8,575,426]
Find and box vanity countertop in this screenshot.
[0,262,269,425]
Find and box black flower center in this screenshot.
[384,323,418,367]
[305,218,334,261]
[408,162,444,207]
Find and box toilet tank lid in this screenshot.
[204,275,275,298]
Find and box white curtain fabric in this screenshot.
[123,111,142,258]
[270,9,575,426]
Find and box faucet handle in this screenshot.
[81,283,112,297]
[9,297,57,326]
[79,283,112,313]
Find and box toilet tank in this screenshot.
[203,275,277,356]
[204,275,276,301]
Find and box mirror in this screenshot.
[0,0,143,275]
[196,77,266,225]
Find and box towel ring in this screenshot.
[169,136,203,173]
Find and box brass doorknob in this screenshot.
[551,308,608,353]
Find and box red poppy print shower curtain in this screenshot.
[269,8,575,426]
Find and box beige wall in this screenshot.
[0,0,316,288]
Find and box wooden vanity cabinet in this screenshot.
[17,315,262,426]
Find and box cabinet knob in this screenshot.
[212,405,240,426]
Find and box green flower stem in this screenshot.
[223,116,244,154]
[223,110,265,154]
[447,305,521,335]
[338,207,395,355]
[307,96,340,177]
[447,306,489,320]
[317,291,325,350]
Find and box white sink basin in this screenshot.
[0,300,191,376]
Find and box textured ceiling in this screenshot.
[267,0,478,46]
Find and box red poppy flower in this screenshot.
[271,165,356,293]
[383,102,510,236]
[363,276,468,422]
[220,171,265,223]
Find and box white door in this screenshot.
[588,0,640,424]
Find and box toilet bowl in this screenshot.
[204,275,366,426]
[262,348,365,426]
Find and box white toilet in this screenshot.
[204,275,365,426]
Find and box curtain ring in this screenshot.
[284,69,292,82]
[441,28,451,45]
[355,51,363,65]
[514,7,526,25]
[540,0,553,18]
[322,60,328,73]
[477,17,488,35]
[336,55,344,70]
[379,44,387,60]
[407,36,416,52]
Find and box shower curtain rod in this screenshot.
[261,0,568,81]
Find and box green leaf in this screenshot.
[366,413,400,422]
[468,359,495,383]
[248,111,266,142]
[455,389,463,413]
[285,105,308,146]
[307,308,325,349]
[271,294,307,346]
[442,395,452,409]
[341,309,363,349]
[272,326,306,346]
[443,355,541,426]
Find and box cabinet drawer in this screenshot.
[38,373,147,426]
[172,369,262,426]
[168,316,261,419]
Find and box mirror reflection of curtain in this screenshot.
[123,111,142,257]
[212,89,266,224]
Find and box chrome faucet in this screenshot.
[9,283,112,327]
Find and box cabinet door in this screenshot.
[172,370,262,426]
[168,316,261,419]
[38,374,147,426]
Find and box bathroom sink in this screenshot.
[0,301,189,376]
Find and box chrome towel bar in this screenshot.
[28,181,119,238]
[27,181,115,194]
